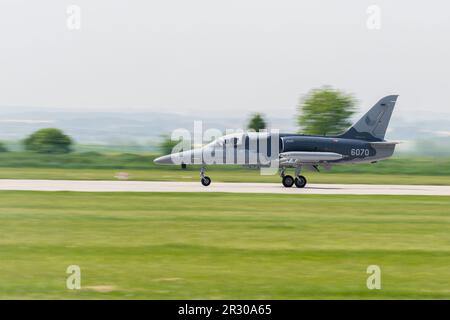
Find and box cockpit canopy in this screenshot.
[208,132,271,148]
[207,133,245,147]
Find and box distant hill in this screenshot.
[0,107,296,147]
[0,107,449,154]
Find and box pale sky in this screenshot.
[0,0,449,120]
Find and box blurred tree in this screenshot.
[0,142,8,152]
[158,135,187,169]
[158,135,182,155]
[24,128,73,154]
[298,87,356,136]
[247,113,267,132]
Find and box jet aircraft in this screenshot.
[154,95,399,188]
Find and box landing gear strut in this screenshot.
[200,167,211,186]
[294,166,307,188]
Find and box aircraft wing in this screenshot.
[279,152,343,164]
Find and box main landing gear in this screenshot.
[280,167,307,188]
[200,167,211,186]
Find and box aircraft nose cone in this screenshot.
[153,155,174,165]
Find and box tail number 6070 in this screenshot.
[351,148,370,157]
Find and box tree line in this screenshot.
[0,86,356,154]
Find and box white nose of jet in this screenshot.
[153,149,199,165]
[153,154,175,165]
[154,148,206,165]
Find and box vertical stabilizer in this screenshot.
[338,95,398,141]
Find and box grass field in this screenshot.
[0,152,449,185]
[0,191,449,299]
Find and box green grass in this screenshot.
[0,152,449,185]
[1,152,450,174]
[0,191,449,299]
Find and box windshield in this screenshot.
[207,133,244,148]
[207,138,224,147]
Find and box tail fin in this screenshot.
[338,95,398,141]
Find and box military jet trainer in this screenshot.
[154,95,399,188]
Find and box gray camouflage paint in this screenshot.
[154,95,399,167]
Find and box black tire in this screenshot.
[295,175,307,188]
[282,175,295,188]
[201,176,211,187]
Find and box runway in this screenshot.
[0,179,449,195]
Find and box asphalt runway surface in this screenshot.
[0,179,449,195]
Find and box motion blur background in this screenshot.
[0,0,449,155]
[0,1,449,300]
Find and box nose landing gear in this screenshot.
[201,177,211,186]
[200,167,211,186]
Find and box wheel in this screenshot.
[295,175,307,188]
[282,175,295,188]
[201,176,211,186]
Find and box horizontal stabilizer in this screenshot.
[368,141,398,160]
[280,152,343,162]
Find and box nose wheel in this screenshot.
[201,176,211,186]
[200,167,211,186]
